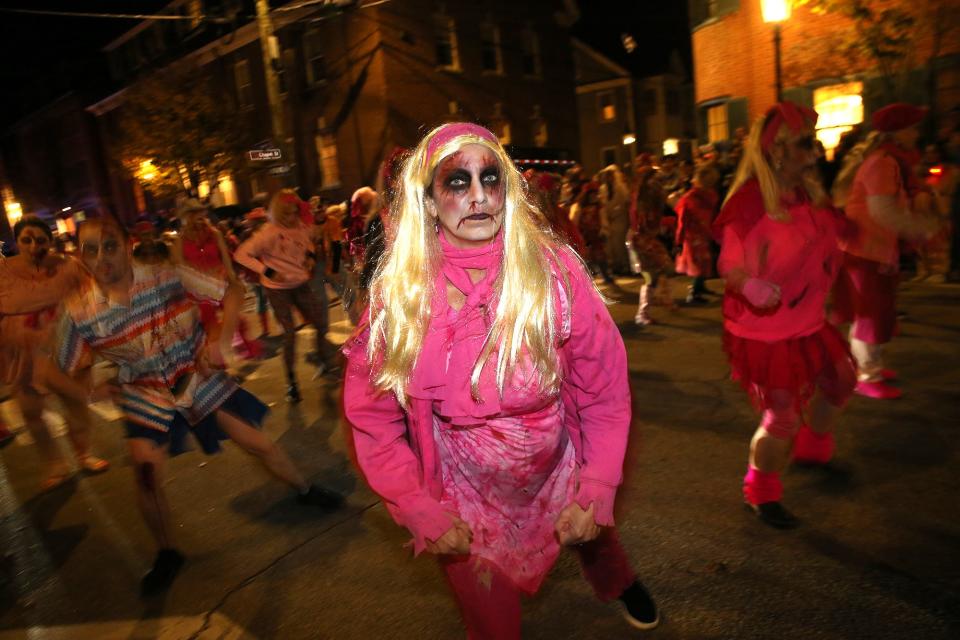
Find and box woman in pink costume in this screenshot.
[831,103,939,399]
[714,103,857,529]
[674,163,720,304]
[171,199,250,366]
[342,123,658,638]
[0,216,109,489]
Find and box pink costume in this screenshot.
[0,256,88,387]
[674,186,718,277]
[178,226,229,329]
[343,235,635,636]
[233,221,313,290]
[714,179,857,504]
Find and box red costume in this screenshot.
[674,186,718,277]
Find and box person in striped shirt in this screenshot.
[44,216,343,597]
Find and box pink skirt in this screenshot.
[723,323,856,410]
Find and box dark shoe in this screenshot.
[746,501,798,529]
[685,292,707,305]
[286,383,302,403]
[297,484,344,509]
[140,548,185,597]
[617,580,659,630]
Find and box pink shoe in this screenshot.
[880,368,897,381]
[854,380,902,399]
[792,425,835,465]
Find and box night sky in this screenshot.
[0,1,691,130]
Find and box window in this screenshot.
[640,88,657,117]
[277,48,294,95]
[598,92,616,122]
[666,89,680,114]
[235,59,253,109]
[602,147,618,168]
[305,30,327,85]
[521,28,541,77]
[813,82,864,160]
[707,103,728,143]
[434,15,460,70]
[316,133,340,188]
[480,23,503,74]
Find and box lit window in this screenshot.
[480,23,503,74]
[707,103,728,143]
[235,60,253,108]
[814,82,864,160]
[317,133,341,188]
[599,92,616,122]
[521,28,541,77]
[434,15,460,70]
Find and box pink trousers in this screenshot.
[441,528,636,639]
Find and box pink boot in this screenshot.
[743,466,783,505]
[792,425,835,465]
[854,380,902,399]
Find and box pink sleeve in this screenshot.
[717,225,747,278]
[342,326,452,555]
[561,255,631,526]
[861,156,900,197]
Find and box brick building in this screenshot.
[689,0,960,156]
[82,0,579,219]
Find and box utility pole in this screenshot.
[255,0,292,183]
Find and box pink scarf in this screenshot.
[408,230,504,425]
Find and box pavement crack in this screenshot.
[186,500,381,640]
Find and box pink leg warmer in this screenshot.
[743,466,783,505]
[792,424,835,465]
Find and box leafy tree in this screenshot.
[116,66,253,199]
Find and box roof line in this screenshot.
[571,37,630,78]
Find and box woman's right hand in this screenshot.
[425,515,473,555]
[741,277,781,309]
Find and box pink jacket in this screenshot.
[233,222,314,290]
[342,250,632,554]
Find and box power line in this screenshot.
[0,7,203,21]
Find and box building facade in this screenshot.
[574,39,696,177]
[79,0,579,219]
[690,0,960,157]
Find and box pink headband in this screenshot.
[425,123,499,168]
[761,101,818,151]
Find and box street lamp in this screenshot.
[761,0,792,102]
[622,126,636,146]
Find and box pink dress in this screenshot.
[343,236,632,594]
[0,256,89,386]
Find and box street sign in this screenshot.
[248,149,282,161]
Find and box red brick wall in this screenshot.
[693,0,960,120]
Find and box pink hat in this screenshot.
[761,101,819,151]
[871,103,927,132]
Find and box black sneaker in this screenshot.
[140,548,185,597]
[297,484,344,509]
[746,501,798,529]
[685,292,707,305]
[286,383,302,403]
[618,580,659,630]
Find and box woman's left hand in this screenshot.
[554,501,600,546]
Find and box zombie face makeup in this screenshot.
[16,226,52,265]
[79,220,130,288]
[778,128,821,186]
[429,143,505,249]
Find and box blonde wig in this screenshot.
[831,130,886,207]
[725,111,827,220]
[366,123,570,403]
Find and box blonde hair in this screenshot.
[725,113,827,220]
[366,124,569,403]
[831,130,886,207]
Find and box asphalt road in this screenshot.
[0,277,957,640]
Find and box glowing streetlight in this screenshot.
[139,160,157,182]
[761,0,792,102]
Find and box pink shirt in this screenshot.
[717,181,845,342]
[841,151,903,266]
[234,222,314,289]
[342,249,632,555]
